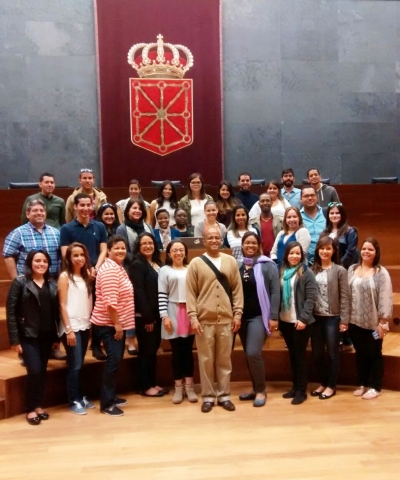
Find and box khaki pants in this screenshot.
[195,323,233,403]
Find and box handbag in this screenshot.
[200,255,233,306]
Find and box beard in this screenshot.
[283,179,293,187]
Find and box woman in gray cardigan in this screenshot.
[279,241,318,405]
[237,232,280,407]
[310,236,350,400]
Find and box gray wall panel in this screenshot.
[1,0,399,185]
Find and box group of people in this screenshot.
[3,167,393,424]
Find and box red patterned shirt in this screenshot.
[91,258,135,329]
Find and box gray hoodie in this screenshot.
[315,184,340,208]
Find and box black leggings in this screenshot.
[169,335,195,380]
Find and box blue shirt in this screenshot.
[301,206,326,264]
[60,219,107,267]
[281,187,301,209]
[2,222,60,275]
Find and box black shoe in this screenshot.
[92,347,107,361]
[101,405,124,416]
[239,392,256,401]
[282,389,296,399]
[50,348,67,361]
[291,393,307,405]
[127,347,138,356]
[217,400,236,411]
[18,353,25,367]
[26,414,41,425]
[310,389,324,397]
[319,390,336,400]
[37,412,49,420]
[201,402,214,413]
[114,397,127,406]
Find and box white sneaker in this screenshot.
[362,388,380,400]
[82,396,95,409]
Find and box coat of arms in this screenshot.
[127,34,194,156]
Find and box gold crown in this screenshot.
[127,34,194,79]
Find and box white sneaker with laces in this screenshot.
[82,396,95,409]
[69,401,87,415]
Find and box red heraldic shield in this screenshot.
[129,78,193,156]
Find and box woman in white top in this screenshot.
[224,205,258,263]
[158,240,198,405]
[149,180,179,227]
[249,180,291,223]
[348,237,393,400]
[178,173,213,227]
[270,207,311,267]
[58,242,94,415]
[194,200,227,239]
[116,179,151,223]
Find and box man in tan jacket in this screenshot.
[186,227,243,413]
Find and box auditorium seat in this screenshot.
[9,182,39,189]
[151,180,182,187]
[251,179,265,186]
[371,177,398,184]
[302,178,330,185]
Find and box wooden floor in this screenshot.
[0,381,399,480]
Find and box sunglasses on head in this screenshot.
[328,202,342,207]
[80,168,93,173]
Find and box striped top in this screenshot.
[91,258,135,329]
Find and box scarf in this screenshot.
[158,227,171,250]
[243,255,276,335]
[124,219,145,253]
[282,266,299,312]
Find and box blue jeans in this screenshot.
[61,329,90,405]
[311,315,341,389]
[96,326,126,410]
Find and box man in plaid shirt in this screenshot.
[3,199,61,279]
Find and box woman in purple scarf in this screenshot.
[237,232,280,407]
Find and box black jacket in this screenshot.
[6,276,59,345]
[128,256,162,324]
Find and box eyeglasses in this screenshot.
[80,168,93,173]
[243,269,250,282]
[328,202,342,207]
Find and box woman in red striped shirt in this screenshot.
[91,235,135,416]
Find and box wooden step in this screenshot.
[387,266,400,292]
[0,398,5,421]
[0,281,11,306]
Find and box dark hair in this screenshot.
[312,236,340,274]
[165,240,189,267]
[357,236,381,270]
[74,193,91,205]
[204,200,217,210]
[96,203,120,235]
[156,181,178,209]
[301,185,316,196]
[307,168,320,177]
[187,173,206,199]
[241,231,262,258]
[155,208,170,219]
[281,241,305,278]
[24,249,51,281]
[133,233,162,266]
[216,181,237,214]
[228,205,250,237]
[238,172,252,180]
[129,179,141,188]
[62,242,92,295]
[26,198,46,212]
[124,198,146,222]
[267,180,284,201]
[107,234,127,250]
[322,203,350,238]
[281,168,294,177]
[39,172,54,182]
[282,207,303,234]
